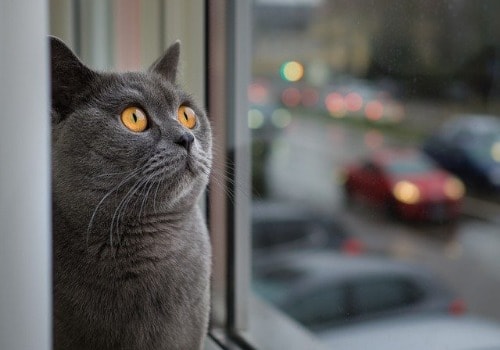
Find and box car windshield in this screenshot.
[386,156,436,175]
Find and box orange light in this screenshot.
[444,177,465,200]
[325,92,345,117]
[365,100,384,121]
[393,181,421,204]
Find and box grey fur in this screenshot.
[50,37,212,350]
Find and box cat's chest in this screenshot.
[55,210,210,303]
[97,222,208,274]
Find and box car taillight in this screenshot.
[341,238,365,255]
[449,298,467,315]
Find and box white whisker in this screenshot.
[86,167,144,244]
[110,174,150,246]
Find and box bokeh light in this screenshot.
[345,92,363,112]
[301,87,319,107]
[491,142,500,162]
[365,100,384,121]
[248,82,269,104]
[280,61,304,82]
[248,109,265,129]
[271,108,292,128]
[281,87,302,107]
[325,92,346,118]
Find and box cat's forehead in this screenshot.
[98,71,186,105]
[123,72,179,96]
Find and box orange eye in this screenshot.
[177,106,197,129]
[121,107,148,132]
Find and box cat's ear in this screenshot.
[50,36,95,122]
[148,40,180,83]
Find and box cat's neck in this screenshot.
[55,204,207,278]
[54,200,204,250]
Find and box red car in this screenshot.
[342,149,465,221]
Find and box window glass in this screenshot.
[250,0,500,348]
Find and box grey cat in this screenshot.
[51,37,212,350]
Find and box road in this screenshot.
[261,114,500,321]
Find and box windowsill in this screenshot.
[207,295,328,350]
[205,336,225,350]
[239,295,329,350]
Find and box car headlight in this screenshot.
[444,177,465,200]
[392,181,420,204]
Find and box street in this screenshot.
[261,113,500,321]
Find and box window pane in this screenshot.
[250,1,500,348]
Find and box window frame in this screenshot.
[0,1,51,349]
[205,1,329,349]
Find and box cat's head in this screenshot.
[50,36,212,235]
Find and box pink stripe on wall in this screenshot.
[114,0,141,71]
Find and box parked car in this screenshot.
[342,148,465,221]
[319,314,500,350]
[252,201,364,256]
[422,114,500,193]
[253,251,465,333]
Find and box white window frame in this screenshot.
[0,1,51,350]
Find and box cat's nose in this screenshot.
[175,133,194,152]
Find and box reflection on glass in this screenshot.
[251,0,500,348]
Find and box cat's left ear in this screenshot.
[148,40,180,83]
[50,36,96,122]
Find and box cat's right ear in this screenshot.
[148,40,180,83]
[50,36,95,123]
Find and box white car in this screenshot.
[319,314,500,350]
[253,251,464,332]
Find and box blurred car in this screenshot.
[319,314,500,350]
[252,201,364,256]
[422,114,500,193]
[253,251,465,333]
[342,148,465,221]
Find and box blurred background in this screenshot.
[249,0,500,347]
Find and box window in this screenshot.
[247,0,500,349]
[4,1,500,349]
